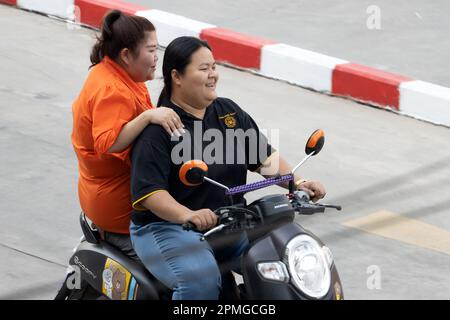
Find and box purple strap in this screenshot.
[225,174,294,196]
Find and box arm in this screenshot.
[256,151,326,201]
[233,102,326,202]
[107,107,185,153]
[107,110,151,153]
[139,191,217,231]
[93,85,182,155]
[256,151,305,189]
[139,190,192,224]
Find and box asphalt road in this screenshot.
[1,5,450,300]
[127,0,450,87]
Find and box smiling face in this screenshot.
[173,46,219,109]
[120,31,158,82]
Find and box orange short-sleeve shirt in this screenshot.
[71,56,153,234]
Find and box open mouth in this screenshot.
[206,83,216,89]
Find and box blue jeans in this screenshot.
[130,221,249,300]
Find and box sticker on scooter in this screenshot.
[102,258,132,300]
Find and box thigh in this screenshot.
[130,222,220,288]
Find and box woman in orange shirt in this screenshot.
[71,10,184,249]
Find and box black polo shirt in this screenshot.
[130,97,275,225]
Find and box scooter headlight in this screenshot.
[285,235,331,298]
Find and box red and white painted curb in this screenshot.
[2,0,450,127]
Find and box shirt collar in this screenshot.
[164,99,215,121]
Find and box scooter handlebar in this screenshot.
[291,190,342,214]
[182,221,197,231]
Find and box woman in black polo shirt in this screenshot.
[129,36,326,300]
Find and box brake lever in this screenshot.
[200,224,227,241]
[293,202,325,215]
[291,191,342,212]
[316,203,342,211]
[183,219,234,241]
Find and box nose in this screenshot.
[209,69,218,80]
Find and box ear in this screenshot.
[171,69,182,86]
[118,48,131,66]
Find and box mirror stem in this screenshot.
[203,177,234,205]
[204,177,230,191]
[292,151,315,175]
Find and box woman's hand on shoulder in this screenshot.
[145,107,185,137]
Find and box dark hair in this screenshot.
[157,36,212,107]
[90,10,155,68]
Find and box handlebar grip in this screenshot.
[182,221,197,231]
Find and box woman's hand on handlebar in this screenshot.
[297,180,326,202]
[185,209,218,231]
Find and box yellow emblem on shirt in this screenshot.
[224,116,237,128]
[219,112,237,128]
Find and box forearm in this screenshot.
[107,111,150,153]
[257,152,304,189]
[140,190,192,224]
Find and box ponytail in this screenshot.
[157,84,171,107]
[89,10,155,69]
